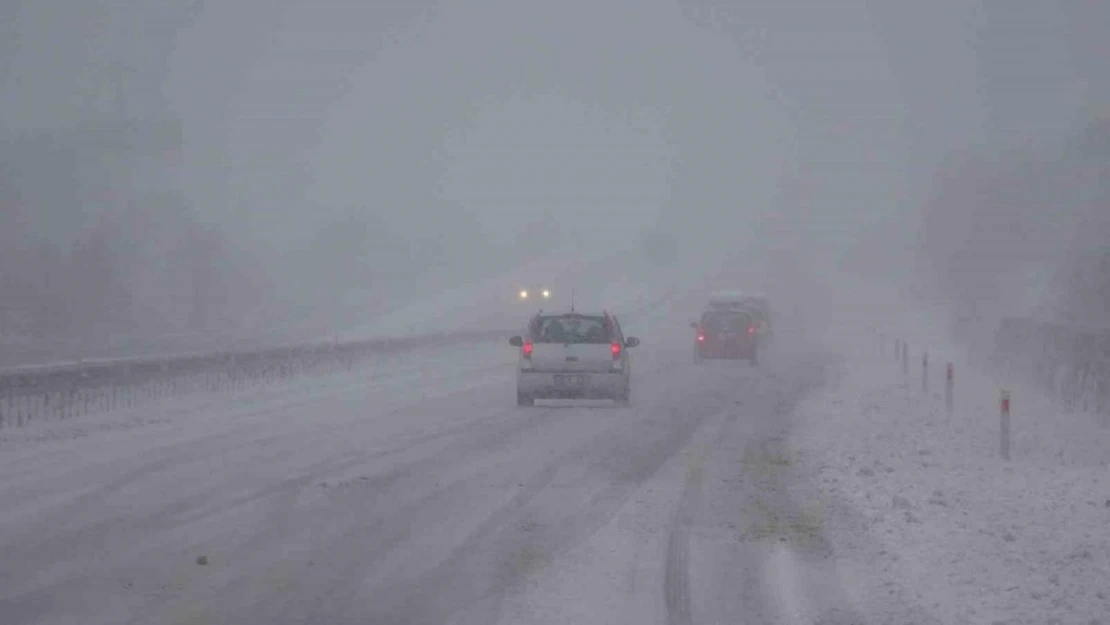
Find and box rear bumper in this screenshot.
[696,342,756,359]
[517,370,627,399]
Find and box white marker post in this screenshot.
[945,363,954,417]
[1000,389,1011,461]
[922,352,929,394]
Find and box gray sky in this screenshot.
[2,0,1106,335]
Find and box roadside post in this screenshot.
[922,351,929,394]
[1000,389,1011,461]
[946,363,954,416]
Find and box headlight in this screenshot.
[541,289,550,299]
[519,290,529,300]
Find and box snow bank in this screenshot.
[791,322,1110,624]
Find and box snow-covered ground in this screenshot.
[1,280,866,625]
[788,295,1110,624]
[12,269,1104,624]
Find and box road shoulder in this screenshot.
[789,354,1110,624]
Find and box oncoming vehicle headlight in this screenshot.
[519,289,529,300]
[542,289,550,299]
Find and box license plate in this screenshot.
[554,375,587,388]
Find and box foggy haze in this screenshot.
[3,4,1110,623]
[2,0,1107,359]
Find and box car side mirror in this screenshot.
[689,321,698,329]
[509,336,523,347]
[624,336,640,348]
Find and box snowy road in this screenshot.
[1,310,920,624]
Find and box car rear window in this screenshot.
[530,315,612,344]
[736,298,769,315]
[702,311,752,333]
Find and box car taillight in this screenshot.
[522,341,533,358]
[611,342,622,359]
[696,326,705,342]
[747,326,756,335]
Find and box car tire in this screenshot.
[749,351,759,367]
[693,350,703,365]
[517,391,534,407]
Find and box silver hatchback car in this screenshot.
[509,310,640,406]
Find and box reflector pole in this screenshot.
[1000,389,1011,461]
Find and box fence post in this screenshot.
[1000,389,1011,461]
[922,351,929,394]
[902,342,909,377]
[946,363,954,416]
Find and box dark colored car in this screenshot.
[691,309,759,365]
[736,303,773,342]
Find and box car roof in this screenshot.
[703,307,754,315]
[709,291,768,302]
[533,310,611,319]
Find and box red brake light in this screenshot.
[696,326,705,342]
[522,341,533,358]
[747,326,756,335]
[611,342,622,359]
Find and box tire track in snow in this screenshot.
[661,352,829,625]
[0,286,727,625]
[0,379,515,562]
[665,511,694,625]
[664,379,752,625]
[380,407,717,625]
[191,403,580,624]
[299,365,742,625]
[0,350,512,533]
[0,370,539,618]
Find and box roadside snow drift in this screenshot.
[793,321,1110,624]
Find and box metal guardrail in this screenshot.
[0,316,361,369]
[0,328,507,429]
[0,286,684,430]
